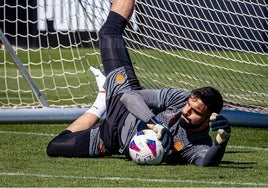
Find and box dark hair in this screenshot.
[191,86,223,113]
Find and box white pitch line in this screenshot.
[227,145,268,151]
[0,172,267,187]
[0,130,57,137]
[0,130,268,151]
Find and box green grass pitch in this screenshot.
[0,48,267,186]
[0,124,267,187]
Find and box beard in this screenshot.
[179,113,206,130]
[180,118,204,130]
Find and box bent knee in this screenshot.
[46,140,74,157]
[46,130,74,157]
[46,141,57,157]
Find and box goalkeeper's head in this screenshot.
[180,86,223,131]
[191,86,223,114]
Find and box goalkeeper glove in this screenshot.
[147,117,173,153]
[209,113,231,144]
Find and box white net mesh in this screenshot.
[0,0,267,113]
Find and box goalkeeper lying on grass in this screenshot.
[46,0,231,167]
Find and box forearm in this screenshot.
[120,88,190,123]
[66,92,106,132]
[121,90,174,152]
[194,141,228,167]
[195,113,231,166]
[120,90,155,122]
[66,112,99,132]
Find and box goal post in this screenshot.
[0,28,49,107]
[0,0,267,126]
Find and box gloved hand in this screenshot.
[210,113,231,133]
[209,113,231,144]
[147,117,173,153]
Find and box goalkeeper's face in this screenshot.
[180,96,211,131]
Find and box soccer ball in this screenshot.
[129,129,164,165]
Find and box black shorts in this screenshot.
[100,66,142,155]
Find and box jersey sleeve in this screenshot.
[187,142,228,167]
[120,89,156,122]
[120,88,190,125]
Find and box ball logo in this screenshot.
[129,140,141,152]
[146,139,157,157]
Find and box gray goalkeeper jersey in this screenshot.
[120,88,213,164]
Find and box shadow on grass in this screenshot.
[220,160,256,169]
[102,154,257,169]
[225,150,252,154]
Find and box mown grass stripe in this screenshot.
[0,172,267,187]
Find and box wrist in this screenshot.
[215,129,230,145]
[148,116,161,125]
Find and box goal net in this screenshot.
[0,0,267,122]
